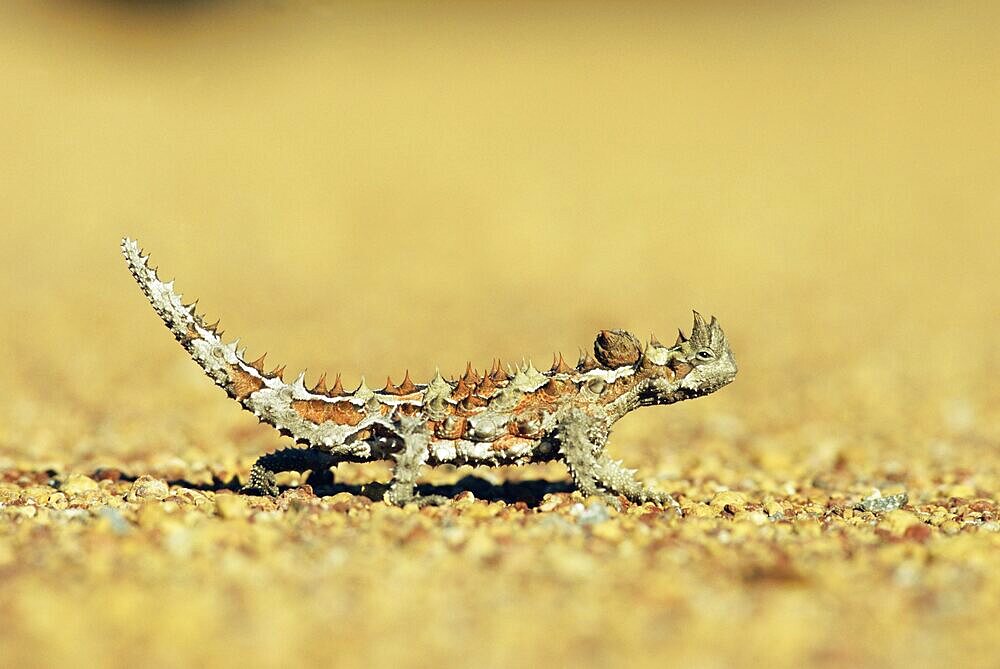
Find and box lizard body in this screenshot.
[122,238,737,510]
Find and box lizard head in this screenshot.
[637,311,737,404]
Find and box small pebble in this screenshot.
[20,485,55,504]
[878,510,923,536]
[126,476,170,502]
[940,520,962,535]
[95,507,131,535]
[591,520,624,542]
[570,501,611,525]
[215,494,249,520]
[60,474,99,495]
[710,491,747,514]
[856,491,908,513]
[763,497,785,519]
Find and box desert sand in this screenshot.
[0,3,997,668]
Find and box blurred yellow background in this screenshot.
[0,2,997,668]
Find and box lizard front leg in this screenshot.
[556,410,682,515]
[241,447,340,496]
[555,411,623,510]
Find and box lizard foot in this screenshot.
[409,494,451,507]
[383,487,451,507]
[662,492,684,517]
[583,491,624,512]
[240,464,279,497]
[643,490,683,517]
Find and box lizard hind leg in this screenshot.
[383,419,449,507]
[241,447,341,496]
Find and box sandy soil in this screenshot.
[0,3,998,668]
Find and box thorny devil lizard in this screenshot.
[122,238,737,512]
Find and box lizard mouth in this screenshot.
[637,385,698,407]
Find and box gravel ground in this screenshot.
[1,353,997,669]
[1,3,998,668]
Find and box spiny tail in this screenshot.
[121,237,354,446]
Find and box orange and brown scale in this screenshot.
[290,400,366,426]
[431,353,629,451]
[227,364,264,401]
[220,326,689,452]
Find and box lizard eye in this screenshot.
[696,349,714,361]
